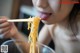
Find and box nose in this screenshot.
[36,0,48,8]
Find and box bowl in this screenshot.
[1,40,55,53]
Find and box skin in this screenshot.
[33,0,80,53]
[0,0,80,53]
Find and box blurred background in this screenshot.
[0,0,54,53]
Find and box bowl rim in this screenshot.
[37,42,55,53]
[2,40,55,53]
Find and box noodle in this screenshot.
[28,16,41,53]
[27,17,32,30]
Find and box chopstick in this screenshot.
[7,19,33,22]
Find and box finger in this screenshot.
[0,22,10,28]
[3,30,11,38]
[0,19,7,24]
[0,16,8,24]
[0,26,11,34]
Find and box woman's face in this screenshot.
[32,0,74,24]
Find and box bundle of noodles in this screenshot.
[28,17,41,53]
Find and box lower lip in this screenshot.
[39,13,52,20]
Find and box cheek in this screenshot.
[48,0,60,12]
[56,4,74,19]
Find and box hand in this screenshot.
[0,16,19,38]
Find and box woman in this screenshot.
[0,0,80,53]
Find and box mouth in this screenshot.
[38,12,52,20]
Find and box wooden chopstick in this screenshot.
[7,19,33,22]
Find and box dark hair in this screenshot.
[68,0,80,40]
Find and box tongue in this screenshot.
[39,13,51,20]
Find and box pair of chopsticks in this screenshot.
[7,18,33,22]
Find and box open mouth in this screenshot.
[38,12,52,20]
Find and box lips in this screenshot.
[38,12,52,20]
